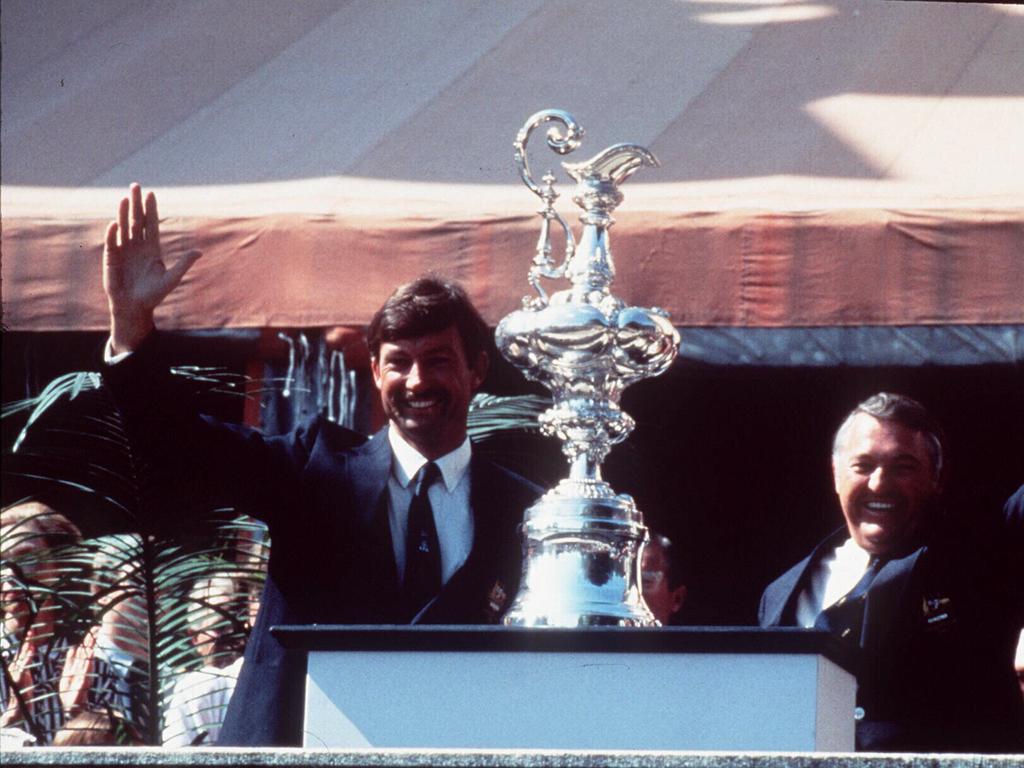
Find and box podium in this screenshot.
[272,626,857,752]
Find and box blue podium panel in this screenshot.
[273,627,856,752]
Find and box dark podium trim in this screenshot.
[270,625,857,674]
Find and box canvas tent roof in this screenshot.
[3,0,1023,340]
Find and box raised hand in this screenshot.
[103,183,201,354]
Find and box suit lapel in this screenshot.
[345,427,400,595]
[861,545,924,652]
[763,527,849,626]
[761,556,810,626]
[347,427,392,526]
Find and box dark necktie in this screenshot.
[814,555,884,643]
[403,462,442,621]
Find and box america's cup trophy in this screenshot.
[497,109,679,626]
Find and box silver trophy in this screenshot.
[497,109,679,626]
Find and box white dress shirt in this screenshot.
[795,536,872,628]
[385,429,474,586]
[104,340,131,365]
[161,657,242,746]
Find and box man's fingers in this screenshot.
[144,191,160,246]
[130,184,144,241]
[160,249,203,297]
[118,197,129,248]
[104,221,119,256]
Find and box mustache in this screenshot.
[395,390,449,405]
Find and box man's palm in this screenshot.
[103,184,200,352]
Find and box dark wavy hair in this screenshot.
[366,275,490,363]
[832,392,946,481]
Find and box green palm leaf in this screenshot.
[467,393,562,487]
[2,369,266,746]
[3,377,556,745]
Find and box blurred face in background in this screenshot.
[1,504,80,640]
[189,576,242,665]
[641,538,687,625]
[2,532,48,638]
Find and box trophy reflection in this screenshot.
[497,109,679,627]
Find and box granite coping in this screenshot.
[2,749,1022,768]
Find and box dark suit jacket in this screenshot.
[103,334,540,746]
[759,516,1024,753]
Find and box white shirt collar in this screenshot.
[386,428,471,492]
[831,536,872,571]
[819,536,872,609]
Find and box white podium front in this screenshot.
[271,626,857,752]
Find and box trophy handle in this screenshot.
[514,109,584,195]
[514,110,583,307]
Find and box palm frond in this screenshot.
[2,370,267,745]
[467,393,549,438]
[3,381,558,745]
[467,393,564,487]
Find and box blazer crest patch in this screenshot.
[922,594,955,631]
[484,580,508,623]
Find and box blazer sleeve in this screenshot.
[100,332,322,531]
[757,589,770,626]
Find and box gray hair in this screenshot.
[832,392,945,480]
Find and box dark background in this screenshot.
[486,347,1024,626]
[5,329,1022,626]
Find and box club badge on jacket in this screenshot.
[484,580,508,623]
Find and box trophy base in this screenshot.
[501,485,657,628]
[503,607,657,628]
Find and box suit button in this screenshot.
[854,707,865,721]
[841,627,851,638]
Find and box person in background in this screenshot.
[162,576,248,746]
[1,501,84,744]
[51,708,143,747]
[641,533,687,625]
[1004,484,1024,702]
[59,535,149,728]
[759,393,1024,752]
[1015,629,1024,702]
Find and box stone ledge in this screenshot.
[2,749,1021,768]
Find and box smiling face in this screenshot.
[832,413,940,555]
[371,325,487,459]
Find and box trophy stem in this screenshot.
[569,453,600,483]
[568,222,614,304]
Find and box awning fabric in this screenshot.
[3,1,1023,332]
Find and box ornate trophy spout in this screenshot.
[497,110,679,626]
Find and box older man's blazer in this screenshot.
[759,517,1024,753]
[103,334,540,746]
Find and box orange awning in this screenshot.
[3,1,1023,331]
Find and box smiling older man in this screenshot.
[758,392,1024,752]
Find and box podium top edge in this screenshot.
[269,625,857,673]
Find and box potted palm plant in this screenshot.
[2,365,551,746]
